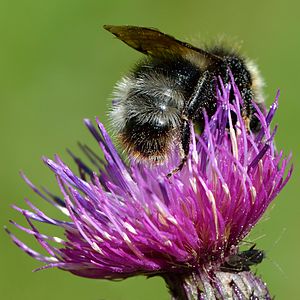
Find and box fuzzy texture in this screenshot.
[7,79,292,280]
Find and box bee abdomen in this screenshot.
[120,116,177,164]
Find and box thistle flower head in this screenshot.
[8,80,292,282]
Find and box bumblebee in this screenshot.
[105,25,264,174]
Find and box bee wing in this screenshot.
[104,25,222,64]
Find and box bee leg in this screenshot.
[184,70,211,117]
[242,113,251,133]
[167,118,190,178]
[246,101,264,133]
[167,72,211,178]
[241,91,256,133]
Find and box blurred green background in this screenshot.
[1,0,298,299]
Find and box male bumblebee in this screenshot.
[105,25,264,175]
[220,244,265,273]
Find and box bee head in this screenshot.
[222,56,265,132]
[224,57,252,89]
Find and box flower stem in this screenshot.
[163,269,271,300]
